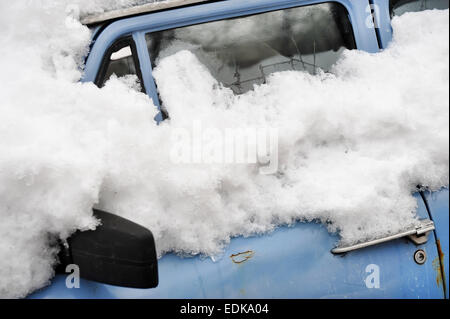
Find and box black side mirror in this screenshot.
[58,209,158,288]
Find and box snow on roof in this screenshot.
[80,0,213,25]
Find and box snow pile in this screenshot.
[0,0,448,298]
[126,9,449,254]
[0,1,160,298]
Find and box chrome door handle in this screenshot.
[331,219,435,254]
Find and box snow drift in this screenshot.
[0,1,448,298]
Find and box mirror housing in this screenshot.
[58,209,158,288]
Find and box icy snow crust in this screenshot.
[0,1,448,298]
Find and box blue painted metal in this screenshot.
[30,194,444,298]
[371,0,393,49]
[132,31,165,122]
[422,188,449,299]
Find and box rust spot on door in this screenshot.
[432,256,442,287]
[434,239,446,296]
[230,250,254,264]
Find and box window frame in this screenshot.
[83,0,380,122]
[95,36,146,92]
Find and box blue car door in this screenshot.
[30,192,444,298]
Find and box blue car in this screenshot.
[30,0,449,299]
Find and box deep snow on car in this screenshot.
[0,0,447,299]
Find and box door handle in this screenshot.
[331,219,435,254]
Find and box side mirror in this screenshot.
[58,209,158,288]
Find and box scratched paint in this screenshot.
[230,250,255,264]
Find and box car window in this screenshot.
[390,0,449,16]
[97,38,140,88]
[146,2,355,96]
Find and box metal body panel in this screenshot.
[371,0,393,49]
[30,194,444,298]
[423,189,449,298]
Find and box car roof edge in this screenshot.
[81,0,214,26]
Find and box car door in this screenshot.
[30,0,447,299]
[30,192,443,299]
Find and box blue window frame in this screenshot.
[83,0,380,121]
